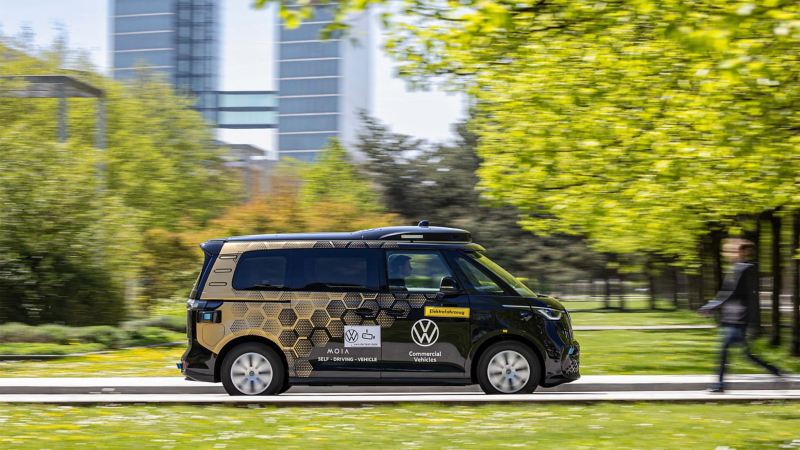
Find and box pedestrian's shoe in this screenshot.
[706,385,725,393]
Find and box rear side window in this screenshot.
[297,249,381,291]
[232,251,290,290]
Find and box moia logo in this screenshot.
[411,319,439,347]
[326,348,350,355]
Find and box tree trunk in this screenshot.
[770,212,782,347]
[711,229,723,291]
[648,259,657,310]
[792,212,800,357]
[753,215,763,335]
[672,267,680,309]
[696,273,705,310]
[603,269,611,309]
[618,271,626,310]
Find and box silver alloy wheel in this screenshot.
[486,350,531,393]
[230,352,273,395]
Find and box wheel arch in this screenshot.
[469,333,545,385]
[214,335,289,382]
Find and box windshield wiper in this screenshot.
[239,283,284,290]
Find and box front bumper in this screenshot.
[542,340,580,387]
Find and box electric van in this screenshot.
[180,222,580,395]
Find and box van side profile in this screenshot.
[180,223,580,395]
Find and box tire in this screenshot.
[221,342,286,396]
[477,341,540,395]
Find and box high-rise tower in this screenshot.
[276,4,372,161]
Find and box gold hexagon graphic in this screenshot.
[294,338,313,357]
[327,319,344,338]
[295,319,313,337]
[278,308,298,326]
[310,310,330,328]
[310,329,330,346]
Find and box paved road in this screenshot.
[0,390,798,404]
[0,374,797,403]
[0,374,796,394]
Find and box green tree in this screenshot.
[357,115,604,289]
[256,0,800,263]
[0,40,241,323]
[299,140,384,214]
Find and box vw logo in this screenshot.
[411,319,439,347]
[345,329,359,343]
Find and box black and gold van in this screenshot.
[180,222,579,395]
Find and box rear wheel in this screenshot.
[221,343,286,396]
[477,342,540,394]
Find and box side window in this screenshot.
[297,249,380,291]
[232,251,290,290]
[454,256,506,295]
[386,250,453,293]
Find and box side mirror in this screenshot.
[439,276,461,295]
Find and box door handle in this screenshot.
[355,307,378,318]
[385,308,406,317]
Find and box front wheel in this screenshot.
[221,342,286,396]
[477,342,540,394]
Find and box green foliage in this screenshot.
[0,42,242,324]
[358,115,604,287]
[0,322,180,349]
[121,315,186,333]
[255,0,800,269]
[298,140,384,214]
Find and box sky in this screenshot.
[0,0,465,145]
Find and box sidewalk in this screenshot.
[0,374,796,395]
[0,390,798,404]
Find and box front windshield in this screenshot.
[468,252,536,297]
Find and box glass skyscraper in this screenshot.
[276,5,372,161]
[111,0,220,122]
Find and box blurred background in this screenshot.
[0,0,798,380]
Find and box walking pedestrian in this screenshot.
[699,239,784,392]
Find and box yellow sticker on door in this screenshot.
[424,306,470,319]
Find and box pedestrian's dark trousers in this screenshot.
[717,325,780,386]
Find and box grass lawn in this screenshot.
[0,347,183,377]
[1,305,798,377]
[2,328,798,378]
[560,297,676,311]
[0,402,798,449]
[568,309,709,327]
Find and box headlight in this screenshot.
[533,307,563,321]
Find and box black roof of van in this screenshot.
[225,224,471,243]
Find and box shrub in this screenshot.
[125,326,177,347]
[122,316,185,333]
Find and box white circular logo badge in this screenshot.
[411,319,439,347]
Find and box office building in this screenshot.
[276,4,372,161]
[111,0,220,123]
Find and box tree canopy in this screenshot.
[357,115,604,288]
[259,0,800,266]
[0,42,241,323]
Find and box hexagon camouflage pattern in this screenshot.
[197,240,436,377]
